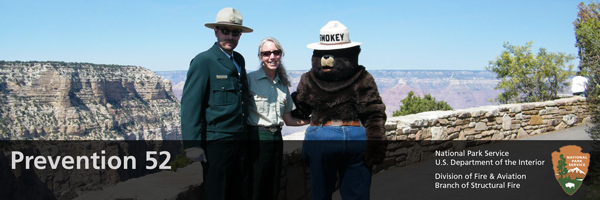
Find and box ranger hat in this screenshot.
[307,21,361,50]
[205,7,253,33]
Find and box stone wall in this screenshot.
[377,96,589,170]
[77,96,590,199]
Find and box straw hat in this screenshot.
[204,7,253,33]
[307,21,361,50]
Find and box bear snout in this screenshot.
[321,55,335,68]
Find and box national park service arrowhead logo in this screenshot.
[551,145,590,195]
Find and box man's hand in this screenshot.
[185,147,207,162]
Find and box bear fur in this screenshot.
[292,45,387,168]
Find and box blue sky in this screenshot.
[0,0,584,71]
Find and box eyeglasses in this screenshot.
[261,50,282,57]
[217,27,241,37]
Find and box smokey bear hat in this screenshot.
[307,21,361,50]
[205,7,253,33]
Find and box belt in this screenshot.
[310,120,362,126]
[254,126,282,133]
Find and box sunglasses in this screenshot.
[217,27,241,36]
[261,50,282,57]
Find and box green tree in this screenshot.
[486,42,575,104]
[169,147,192,172]
[393,91,453,116]
[574,1,600,140]
[557,154,568,179]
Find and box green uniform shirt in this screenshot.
[247,68,295,127]
[181,43,249,148]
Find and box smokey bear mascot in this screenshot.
[292,21,387,200]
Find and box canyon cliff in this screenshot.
[0,61,181,140]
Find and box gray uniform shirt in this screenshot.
[246,68,295,126]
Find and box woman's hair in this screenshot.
[258,37,291,87]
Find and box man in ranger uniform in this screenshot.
[181,7,253,200]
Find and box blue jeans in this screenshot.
[302,125,371,200]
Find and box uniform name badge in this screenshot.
[216,75,228,79]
